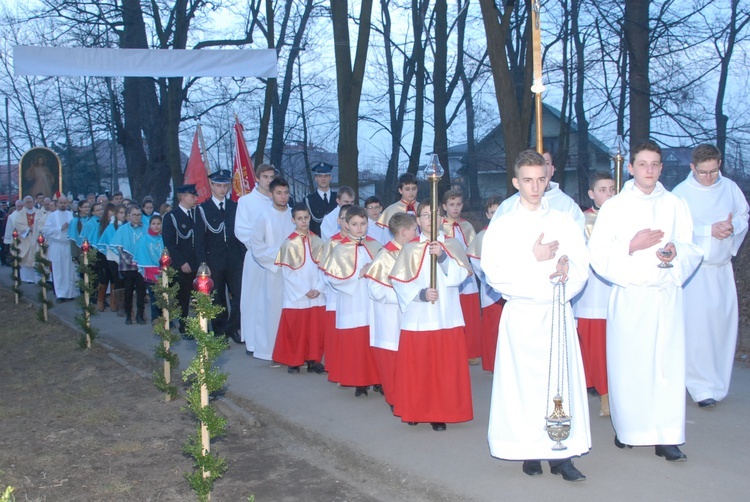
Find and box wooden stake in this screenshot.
[199,314,211,482]
[39,240,48,322]
[162,271,171,401]
[83,249,91,349]
[12,233,19,305]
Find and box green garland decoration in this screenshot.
[152,266,182,400]
[74,245,100,349]
[9,235,22,300]
[182,290,228,502]
[34,239,54,322]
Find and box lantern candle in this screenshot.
[192,262,213,295]
[159,248,172,270]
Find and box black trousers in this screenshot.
[207,260,242,336]
[95,252,111,286]
[176,268,197,328]
[107,260,124,289]
[122,270,146,316]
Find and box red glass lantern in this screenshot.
[81,239,91,253]
[159,248,172,270]
[192,262,213,295]
[37,234,46,245]
[12,229,18,240]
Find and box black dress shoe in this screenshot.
[698,398,717,408]
[136,315,147,325]
[550,460,586,482]
[245,350,253,356]
[655,445,687,462]
[614,435,633,449]
[354,386,369,397]
[522,460,543,476]
[430,422,447,431]
[125,316,132,325]
[287,366,301,374]
[373,384,384,394]
[306,362,327,374]
[407,422,418,426]
[229,332,242,344]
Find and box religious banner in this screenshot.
[231,116,256,202]
[183,130,211,203]
[19,147,62,199]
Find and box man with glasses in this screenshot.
[673,144,749,409]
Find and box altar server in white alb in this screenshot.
[246,177,294,362]
[672,144,749,409]
[588,140,703,463]
[483,150,591,482]
[42,196,79,300]
[234,163,275,353]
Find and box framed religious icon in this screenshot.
[19,146,62,199]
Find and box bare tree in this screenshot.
[478,0,534,195]
[330,0,374,197]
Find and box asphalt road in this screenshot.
[6,275,748,502]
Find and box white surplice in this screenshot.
[483,198,591,460]
[588,180,703,446]
[14,208,40,283]
[673,173,749,402]
[320,209,340,241]
[234,188,273,349]
[247,206,294,360]
[42,209,79,299]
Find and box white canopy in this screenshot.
[14,46,277,78]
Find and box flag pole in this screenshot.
[531,0,545,154]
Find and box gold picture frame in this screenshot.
[19,146,62,199]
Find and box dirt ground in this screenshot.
[0,290,386,502]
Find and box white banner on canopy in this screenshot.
[13,46,278,78]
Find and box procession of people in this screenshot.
[8,141,748,484]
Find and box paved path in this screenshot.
[5,275,748,501]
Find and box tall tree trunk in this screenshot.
[478,0,534,196]
[407,1,427,177]
[715,0,748,156]
[255,0,275,166]
[270,0,314,172]
[433,0,451,194]
[330,0,374,197]
[572,0,591,205]
[625,0,650,146]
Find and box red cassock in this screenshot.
[576,317,608,395]
[480,299,505,372]
[460,292,482,358]
[272,306,326,367]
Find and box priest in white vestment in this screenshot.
[484,150,590,482]
[235,165,276,351]
[491,152,585,233]
[42,197,79,300]
[588,141,703,462]
[246,178,295,361]
[14,196,41,283]
[672,144,749,408]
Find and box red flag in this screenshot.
[232,117,256,202]
[183,129,211,203]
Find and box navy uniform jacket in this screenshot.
[163,207,197,271]
[305,190,337,236]
[194,198,245,269]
